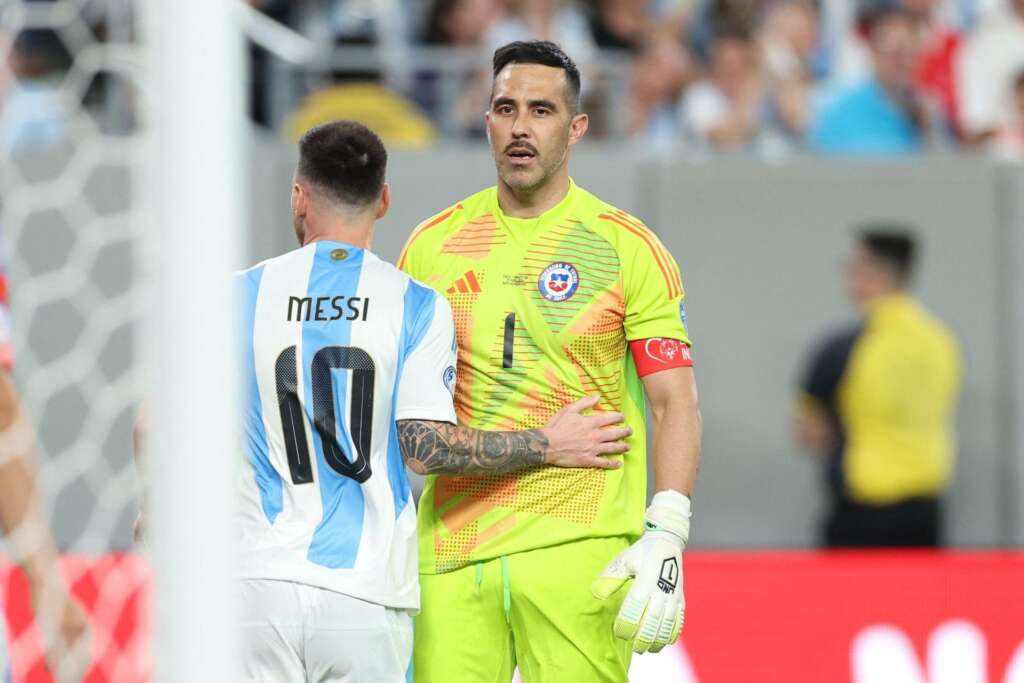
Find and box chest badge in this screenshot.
[538,262,580,302]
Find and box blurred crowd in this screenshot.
[251,0,1024,158]
[2,0,1023,158]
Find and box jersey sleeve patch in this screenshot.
[630,338,692,377]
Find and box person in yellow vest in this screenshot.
[794,228,962,547]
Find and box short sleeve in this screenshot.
[394,284,458,424]
[398,205,458,281]
[622,228,691,346]
[800,326,862,407]
[397,233,425,281]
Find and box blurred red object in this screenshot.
[3,551,1024,682]
[1,554,150,683]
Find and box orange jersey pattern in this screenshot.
[400,181,690,573]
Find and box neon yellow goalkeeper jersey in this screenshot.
[399,180,691,574]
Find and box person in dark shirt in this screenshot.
[794,228,961,547]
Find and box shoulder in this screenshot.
[401,188,494,255]
[913,303,961,357]
[816,80,871,117]
[586,198,668,258]
[363,249,428,291]
[817,324,864,360]
[234,245,313,283]
[803,323,864,384]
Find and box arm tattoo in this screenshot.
[396,420,548,475]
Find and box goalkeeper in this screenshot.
[399,40,702,682]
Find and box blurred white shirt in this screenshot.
[484,5,596,68]
[956,9,1024,135]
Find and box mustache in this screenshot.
[504,142,538,155]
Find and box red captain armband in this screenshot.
[630,338,692,377]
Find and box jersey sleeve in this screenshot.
[398,205,457,280]
[394,284,458,424]
[799,326,862,408]
[621,225,691,346]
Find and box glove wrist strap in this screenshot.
[645,489,692,548]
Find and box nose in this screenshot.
[511,113,529,139]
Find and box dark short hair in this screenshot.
[859,227,917,283]
[492,41,581,113]
[862,6,918,36]
[297,121,387,208]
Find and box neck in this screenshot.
[497,167,570,219]
[859,288,905,311]
[301,213,375,250]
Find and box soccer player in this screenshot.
[398,41,703,681]
[237,120,630,681]
[0,285,89,681]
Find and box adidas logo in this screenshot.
[446,271,482,295]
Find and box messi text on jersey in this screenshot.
[287,295,370,322]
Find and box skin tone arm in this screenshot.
[133,397,629,538]
[641,367,702,495]
[0,370,89,679]
[793,398,835,456]
[398,395,631,475]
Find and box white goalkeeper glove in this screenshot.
[591,489,690,654]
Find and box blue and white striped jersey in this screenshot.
[237,241,457,610]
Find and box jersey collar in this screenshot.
[491,178,579,235]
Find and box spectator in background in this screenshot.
[991,69,1024,159]
[956,0,1024,146]
[687,0,771,63]
[419,0,501,132]
[794,229,961,548]
[588,0,652,52]
[809,8,941,156]
[681,27,766,151]
[587,0,692,53]
[759,1,820,146]
[485,0,597,67]
[905,0,962,136]
[424,0,501,45]
[627,32,694,147]
[0,29,71,152]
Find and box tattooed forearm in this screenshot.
[396,420,549,475]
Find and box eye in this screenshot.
[497,104,514,115]
[534,107,550,116]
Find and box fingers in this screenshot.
[598,441,630,455]
[613,593,647,641]
[648,604,680,653]
[584,455,622,469]
[560,394,600,414]
[633,598,669,654]
[588,410,626,428]
[598,425,632,441]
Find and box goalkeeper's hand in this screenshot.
[591,490,691,654]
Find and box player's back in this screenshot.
[236,240,456,610]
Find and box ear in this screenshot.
[567,112,589,148]
[485,110,492,144]
[376,183,390,220]
[292,182,307,217]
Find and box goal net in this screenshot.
[0,1,241,680]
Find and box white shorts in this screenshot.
[240,579,413,683]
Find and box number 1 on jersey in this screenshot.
[503,312,515,369]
